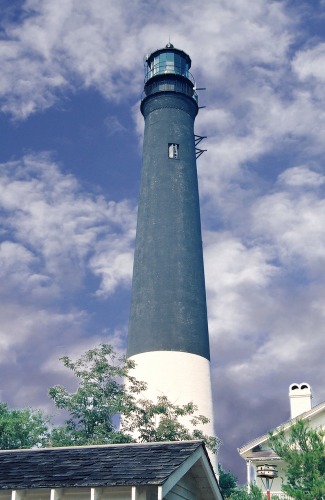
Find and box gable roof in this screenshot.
[238,401,325,456]
[0,440,215,490]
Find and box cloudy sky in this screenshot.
[1,0,325,480]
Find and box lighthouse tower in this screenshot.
[127,44,215,449]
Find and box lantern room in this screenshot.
[145,43,193,81]
[142,43,197,103]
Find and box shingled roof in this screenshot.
[0,440,208,490]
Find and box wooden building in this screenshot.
[0,440,222,500]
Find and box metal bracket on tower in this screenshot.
[194,87,206,110]
[195,135,207,159]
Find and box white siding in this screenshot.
[1,488,134,500]
[310,410,325,429]
[165,476,198,500]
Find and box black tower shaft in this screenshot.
[127,47,210,360]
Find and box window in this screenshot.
[168,143,179,159]
[174,54,181,73]
[166,52,174,72]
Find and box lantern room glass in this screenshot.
[149,52,189,79]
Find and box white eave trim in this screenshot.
[238,401,325,456]
[161,445,222,499]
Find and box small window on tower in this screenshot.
[168,143,179,159]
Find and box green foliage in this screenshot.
[121,395,221,454]
[48,344,145,446]
[0,345,220,452]
[0,403,49,449]
[48,344,220,453]
[218,464,238,497]
[269,419,325,499]
[228,485,264,499]
[49,424,132,447]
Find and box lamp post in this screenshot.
[256,464,278,499]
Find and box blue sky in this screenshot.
[1,0,325,480]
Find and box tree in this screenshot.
[0,403,49,449]
[269,419,325,499]
[218,464,238,497]
[121,395,221,454]
[48,344,146,446]
[48,344,220,453]
[228,485,264,500]
[216,465,267,500]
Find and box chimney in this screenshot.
[289,383,312,419]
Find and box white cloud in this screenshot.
[0,0,151,118]
[278,165,325,188]
[1,0,323,176]
[203,155,325,469]
[293,43,325,82]
[0,152,135,408]
[251,183,325,272]
[104,115,127,136]
[198,83,325,206]
[205,232,278,339]
[89,238,134,297]
[0,0,295,120]
[0,303,87,364]
[0,153,136,298]
[0,0,325,479]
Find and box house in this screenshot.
[0,440,223,499]
[238,383,325,497]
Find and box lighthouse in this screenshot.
[127,44,215,453]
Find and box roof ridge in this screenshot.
[238,400,325,453]
[0,439,204,454]
[0,440,208,490]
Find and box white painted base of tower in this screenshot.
[128,350,217,471]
